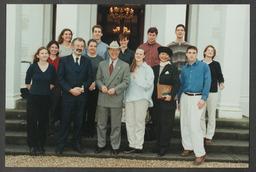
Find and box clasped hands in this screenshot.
[101,85,116,95]
[69,87,83,96]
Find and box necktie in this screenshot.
[75,57,79,71]
[109,61,114,75]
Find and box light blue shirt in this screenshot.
[124,62,154,107]
[178,59,211,103]
[109,58,118,68]
[82,40,110,60]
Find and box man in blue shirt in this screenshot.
[178,46,211,165]
[82,25,110,60]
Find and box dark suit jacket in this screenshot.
[152,64,180,110]
[57,54,94,101]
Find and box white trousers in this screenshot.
[180,93,206,157]
[125,99,148,149]
[201,92,218,139]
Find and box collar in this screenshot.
[186,59,199,66]
[109,58,118,65]
[147,41,156,46]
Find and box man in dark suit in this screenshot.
[95,41,130,154]
[55,37,93,154]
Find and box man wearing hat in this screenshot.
[151,46,180,156]
[95,41,130,154]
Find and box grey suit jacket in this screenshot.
[96,59,130,108]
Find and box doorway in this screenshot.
[97,5,145,51]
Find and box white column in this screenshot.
[217,5,249,119]
[6,5,22,109]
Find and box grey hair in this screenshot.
[71,37,86,47]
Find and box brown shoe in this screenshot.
[205,139,212,145]
[180,150,193,157]
[193,154,207,165]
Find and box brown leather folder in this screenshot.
[157,84,178,100]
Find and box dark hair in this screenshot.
[57,28,73,44]
[118,33,129,41]
[71,37,86,47]
[130,48,145,72]
[92,24,103,33]
[46,40,59,56]
[203,45,216,59]
[186,46,198,53]
[175,24,186,31]
[33,46,49,63]
[87,39,98,47]
[147,27,158,35]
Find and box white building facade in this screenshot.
[6,4,250,119]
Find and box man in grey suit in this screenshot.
[95,41,130,154]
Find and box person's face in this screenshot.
[175,26,185,39]
[204,47,215,58]
[186,49,198,64]
[119,37,129,48]
[108,48,120,61]
[135,49,145,62]
[147,32,157,44]
[72,40,85,55]
[92,28,103,41]
[48,44,59,56]
[62,31,72,42]
[37,49,49,62]
[87,42,97,54]
[159,52,170,63]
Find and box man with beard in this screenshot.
[55,37,93,154]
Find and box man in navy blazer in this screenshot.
[55,37,93,154]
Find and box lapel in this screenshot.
[105,59,121,87]
[68,55,84,73]
[160,64,170,76]
[154,65,160,82]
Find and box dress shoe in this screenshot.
[180,150,194,157]
[29,147,37,156]
[95,146,105,154]
[133,149,142,155]
[205,139,212,145]
[111,149,120,155]
[74,147,85,154]
[55,146,63,154]
[124,147,136,154]
[38,146,45,154]
[158,151,166,157]
[193,154,207,165]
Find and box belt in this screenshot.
[184,92,202,96]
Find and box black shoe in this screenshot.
[124,147,136,154]
[55,146,63,154]
[74,147,85,154]
[38,146,45,154]
[111,149,120,155]
[29,147,37,155]
[158,151,166,157]
[133,149,142,155]
[95,146,105,154]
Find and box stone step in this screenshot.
[5,131,249,154]
[5,109,249,129]
[5,144,249,163]
[15,99,27,110]
[5,119,249,140]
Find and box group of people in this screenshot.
[25,24,224,165]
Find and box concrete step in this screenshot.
[5,119,249,140]
[15,99,27,110]
[5,109,249,129]
[5,131,249,154]
[5,144,248,163]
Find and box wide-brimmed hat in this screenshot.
[107,41,122,49]
[157,46,173,57]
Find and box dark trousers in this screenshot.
[84,89,99,136]
[57,96,86,149]
[48,84,61,134]
[151,103,176,152]
[26,94,51,148]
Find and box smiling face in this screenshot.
[134,48,145,62]
[186,48,198,64]
[108,48,120,61]
[119,37,129,49]
[92,28,103,41]
[159,52,170,63]
[72,40,85,56]
[87,41,97,54]
[175,26,185,39]
[37,49,49,62]
[147,32,157,44]
[62,30,72,42]
[204,47,215,58]
[48,43,59,56]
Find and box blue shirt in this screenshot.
[25,63,56,95]
[109,58,118,68]
[178,59,211,103]
[82,40,110,60]
[124,62,154,107]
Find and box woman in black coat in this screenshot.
[151,46,180,157]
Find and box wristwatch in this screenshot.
[81,85,84,93]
